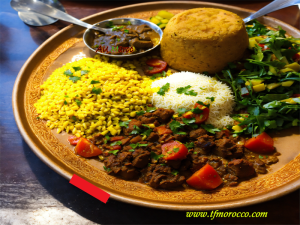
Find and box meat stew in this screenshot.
[92,23,160,55]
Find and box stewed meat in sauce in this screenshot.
[92,24,160,55]
[90,107,279,190]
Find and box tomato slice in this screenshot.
[244,132,274,153]
[292,94,300,97]
[193,103,209,124]
[110,136,124,142]
[75,138,102,158]
[155,125,173,135]
[161,141,188,160]
[144,59,167,75]
[183,111,193,119]
[68,135,81,146]
[186,164,223,190]
[112,145,122,150]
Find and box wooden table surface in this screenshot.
[0,1,299,224]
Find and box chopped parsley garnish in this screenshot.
[72,116,77,121]
[75,99,82,106]
[191,107,203,114]
[119,120,130,128]
[206,97,215,102]
[64,69,73,76]
[150,152,164,160]
[169,120,187,135]
[157,83,170,96]
[201,124,221,134]
[176,85,198,96]
[72,66,81,71]
[173,147,179,153]
[148,66,154,70]
[146,107,156,112]
[130,143,148,149]
[199,87,206,90]
[130,125,142,135]
[90,80,100,84]
[104,135,110,144]
[103,166,111,172]
[81,70,89,75]
[116,38,120,41]
[259,155,264,159]
[136,110,145,116]
[126,21,131,25]
[129,149,135,152]
[177,108,187,116]
[69,76,81,83]
[109,150,119,155]
[64,95,69,98]
[160,163,166,166]
[185,142,194,149]
[92,87,102,94]
[110,141,122,146]
[124,29,129,33]
[150,71,166,80]
[64,100,68,105]
[171,170,179,176]
[100,42,105,44]
[112,26,124,31]
[141,128,152,137]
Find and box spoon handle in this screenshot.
[10,0,105,32]
[243,0,300,23]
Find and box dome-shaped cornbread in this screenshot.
[160,8,249,74]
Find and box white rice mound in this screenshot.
[151,71,235,128]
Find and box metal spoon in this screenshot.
[243,0,300,23]
[10,0,110,32]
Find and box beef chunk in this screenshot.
[174,133,187,142]
[166,159,181,169]
[142,164,185,189]
[152,108,174,123]
[228,159,255,178]
[215,130,230,139]
[194,135,215,155]
[147,132,159,142]
[224,174,239,186]
[116,39,129,47]
[129,38,153,49]
[252,159,267,174]
[190,155,208,172]
[123,119,142,135]
[90,133,104,145]
[139,32,152,41]
[132,149,150,168]
[189,128,207,139]
[130,135,142,144]
[213,138,243,158]
[135,24,152,34]
[104,152,139,180]
[120,137,132,145]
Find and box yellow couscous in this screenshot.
[34,55,171,138]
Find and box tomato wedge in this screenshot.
[144,59,167,75]
[293,53,300,61]
[155,125,173,135]
[186,164,223,190]
[75,138,102,158]
[193,103,209,124]
[183,111,193,119]
[161,141,188,160]
[244,132,274,153]
[68,135,81,146]
[292,94,300,97]
[110,136,124,142]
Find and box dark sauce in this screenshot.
[92,24,160,55]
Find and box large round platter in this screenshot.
[12,1,300,210]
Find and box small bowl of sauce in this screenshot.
[83,18,163,59]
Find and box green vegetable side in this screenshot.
[216,20,300,137]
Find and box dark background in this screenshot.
[0,1,299,224]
